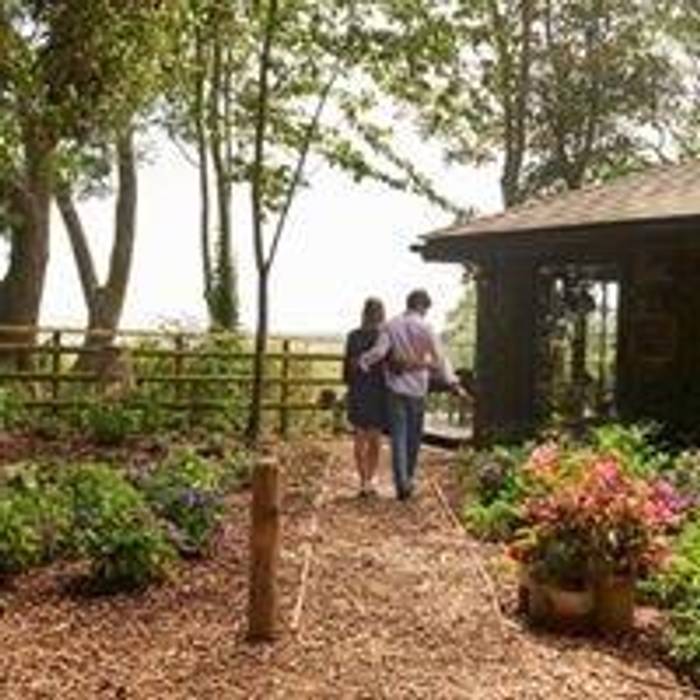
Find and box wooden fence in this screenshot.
[0,326,346,435]
[0,325,474,439]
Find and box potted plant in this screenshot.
[510,443,685,632]
[510,500,594,627]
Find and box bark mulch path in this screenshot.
[0,438,697,699]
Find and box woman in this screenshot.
[343,297,387,496]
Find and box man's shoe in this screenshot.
[397,483,413,501]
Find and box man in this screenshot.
[359,289,465,500]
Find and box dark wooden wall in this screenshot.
[619,249,700,439]
[474,253,537,443]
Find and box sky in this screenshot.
[41,138,503,338]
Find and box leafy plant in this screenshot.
[667,605,700,677]
[80,400,141,446]
[459,444,530,540]
[589,422,670,478]
[510,443,686,586]
[664,450,700,507]
[63,463,174,590]
[0,489,45,576]
[140,450,227,556]
[642,519,700,608]
[463,500,521,541]
[0,463,73,576]
[0,387,28,430]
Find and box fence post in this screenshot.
[247,455,281,642]
[51,330,62,405]
[173,334,185,404]
[279,339,291,438]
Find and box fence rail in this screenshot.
[0,326,346,435]
[0,325,473,439]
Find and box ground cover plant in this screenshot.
[0,438,253,594]
[139,447,251,557]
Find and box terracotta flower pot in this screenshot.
[594,575,635,633]
[519,565,593,627]
[546,585,594,619]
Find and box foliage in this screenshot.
[642,519,700,608]
[0,387,28,431]
[79,400,142,446]
[0,464,73,576]
[369,0,697,206]
[443,279,477,370]
[459,444,529,539]
[662,450,700,508]
[139,449,227,557]
[589,423,670,478]
[509,443,686,586]
[638,518,700,679]
[463,499,521,541]
[62,463,174,591]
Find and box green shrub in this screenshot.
[63,463,174,590]
[665,450,700,504]
[642,519,700,607]
[639,518,700,679]
[589,422,669,478]
[80,400,141,446]
[463,500,521,541]
[0,387,28,430]
[140,450,226,556]
[0,488,47,575]
[667,606,700,679]
[221,447,254,489]
[458,444,529,541]
[0,464,73,575]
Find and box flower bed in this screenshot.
[458,425,697,636]
[0,446,253,593]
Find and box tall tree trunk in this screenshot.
[194,18,214,317]
[247,268,269,441]
[492,0,533,207]
[56,129,137,370]
[0,129,53,366]
[246,0,278,444]
[209,27,238,330]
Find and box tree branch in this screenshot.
[264,65,339,273]
[105,128,137,305]
[55,187,99,303]
[250,0,278,274]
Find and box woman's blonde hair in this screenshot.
[361,297,385,330]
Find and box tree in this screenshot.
[55,129,138,359]
[245,0,349,441]
[0,0,180,354]
[165,0,241,330]
[443,277,478,369]
[368,0,694,207]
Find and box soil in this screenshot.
[0,438,696,699]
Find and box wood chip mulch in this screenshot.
[0,438,697,699]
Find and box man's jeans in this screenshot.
[387,390,425,497]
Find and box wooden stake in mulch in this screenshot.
[247,456,282,643]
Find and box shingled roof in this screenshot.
[423,158,700,242]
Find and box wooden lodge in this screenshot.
[417,160,700,443]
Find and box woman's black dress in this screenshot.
[343,327,388,431]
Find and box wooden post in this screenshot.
[247,456,281,642]
[50,330,61,404]
[173,334,185,402]
[279,339,291,438]
[474,254,537,444]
